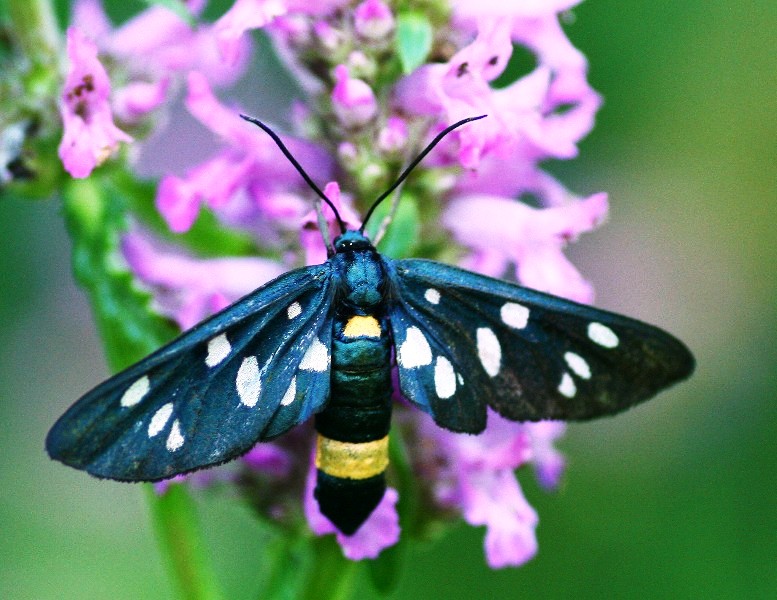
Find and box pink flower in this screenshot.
[214,0,286,65]
[353,0,394,40]
[396,10,600,168]
[112,78,170,122]
[242,444,294,478]
[72,0,249,123]
[304,457,400,560]
[418,411,540,568]
[121,229,285,329]
[299,182,361,265]
[214,0,350,64]
[156,72,333,234]
[88,0,605,568]
[58,27,132,178]
[525,421,567,490]
[443,192,609,302]
[395,20,523,168]
[331,65,378,128]
[450,0,582,21]
[377,116,409,154]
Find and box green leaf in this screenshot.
[62,175,179,372]
[371,191,420,259]
[147,484,225,600]
[395,12,433,75]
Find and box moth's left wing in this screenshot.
[46,264,335,481]
[385,258,695,434]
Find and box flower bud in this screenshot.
[331,65,377,128]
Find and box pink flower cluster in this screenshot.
[59,0,607,568]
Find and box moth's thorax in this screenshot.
[332,230,385,311]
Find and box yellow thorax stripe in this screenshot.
[343,315,382,339]
[315,434,389,480]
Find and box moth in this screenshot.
[47,116,695,535]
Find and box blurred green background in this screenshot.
[2,1,775,598]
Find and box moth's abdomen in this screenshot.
[314,314,392,535]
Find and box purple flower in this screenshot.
[353,0,394,40]
[121,229,285,329]
[377,116,409,154]
[71,0,249,127]
[58,27,132,178]
[416,411,540,568]
[156,71,332,235]
[525,421,567,490]
[242,444,294,478]
[396,7,600,169]
[450,0,581,17]
[112,78,170,122]
[395,19,525,168]
[443,192,609,302]
[77,0,249,86]
[99,0,603,568]
[214,0,350,65]
[299,181,361,265]
[214,0,286,65]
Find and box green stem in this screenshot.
[6,0,60,68]
[300,535,358,600]
[147,485,225,600]
[258,532,357,600]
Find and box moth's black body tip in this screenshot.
[314,471,386,536]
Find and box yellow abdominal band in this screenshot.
[315,434,389,480]
[342,315,382,338]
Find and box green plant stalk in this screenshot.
[147,484,225,600]
[7,0,60,70]
[299,536,358,600]
[62,174,224,600]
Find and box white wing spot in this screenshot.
[281,376,297,406]
[397,326,432,368]
[287,302,302,319]
[564,351,591,379]
[236,356,261,407]
[588,322,619,348]
[148,403,174,438]
[120,376,150,407]
[299,337,330,372]
[205,333,231,367]
[558,372,577,398]
[500,302,530,329]
[424,288,441,304]
[457,373,464,385]
[477,327,501,377]
[434,356,457,399]
[166,419,185,452]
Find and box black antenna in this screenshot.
[240,114,347,234]
[360,115,487,233]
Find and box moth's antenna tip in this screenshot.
[241,113,346,234]
[359,114,488,232]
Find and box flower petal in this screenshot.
[58,27,131,178]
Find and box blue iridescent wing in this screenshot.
[386,258,694,434]
[46,264,335,481]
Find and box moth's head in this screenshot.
[333,230,374,253]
